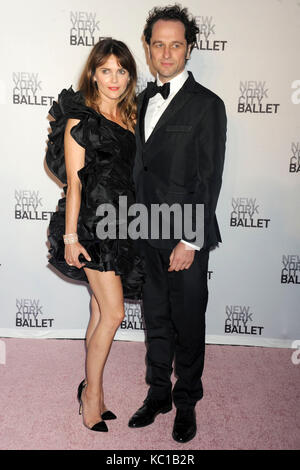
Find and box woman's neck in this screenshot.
[97,95,119,119]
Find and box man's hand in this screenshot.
[168,242,195,272]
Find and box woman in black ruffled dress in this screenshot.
[46,39,144,432]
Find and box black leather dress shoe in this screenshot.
[128,397,172,428]
[172,408,197,443]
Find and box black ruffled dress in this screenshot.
[46,87,144,300]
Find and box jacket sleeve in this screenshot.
[182,96,227,250]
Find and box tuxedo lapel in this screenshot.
[136,72,198,158]
[144,72,197,149]
[137,91,148,146]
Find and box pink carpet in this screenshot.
[0,338,299,450]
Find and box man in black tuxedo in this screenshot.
[128,5,227,443]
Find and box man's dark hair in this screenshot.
[143,4,199,52]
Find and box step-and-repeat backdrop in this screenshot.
[0,0,299,347]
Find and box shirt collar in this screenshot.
[156,69,189,96]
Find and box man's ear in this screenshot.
[186,45,192,60]
[147,43,152,59]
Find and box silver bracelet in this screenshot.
[63,233,78,245]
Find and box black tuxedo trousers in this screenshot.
[140,240,209,409]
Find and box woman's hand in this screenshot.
[65,242,91,269]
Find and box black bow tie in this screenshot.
[146,81,170,100]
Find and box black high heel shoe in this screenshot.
[77,380,108,432]
[78,380,117,420]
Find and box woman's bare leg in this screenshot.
[83,293,112,413]
[86,294,101,347]
[81,268,124,428]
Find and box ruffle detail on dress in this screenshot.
[46,87,91,184]
[46,87,126,184]
[46,87,144,300]
[47,191,145,299]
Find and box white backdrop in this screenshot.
[0,0,299,347]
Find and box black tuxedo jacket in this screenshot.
[133,71,227,251]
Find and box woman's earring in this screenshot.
[94,81,98,90]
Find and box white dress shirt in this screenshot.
[144,69,189,142]
[144,69,200,251]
